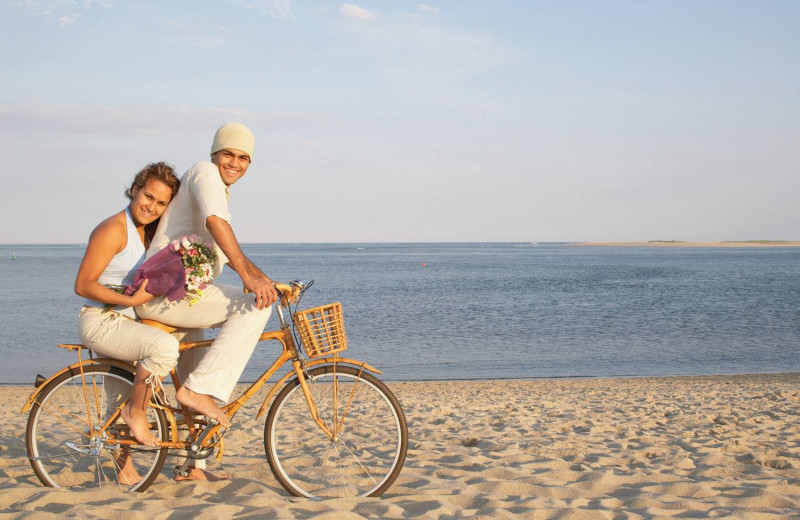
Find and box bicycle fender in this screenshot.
[255,357,383,420]
[20,358,136,413]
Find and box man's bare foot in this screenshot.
[120,403,159,447]
[174,467,232,482]
[113,451,142,486]
[175,387,231,428]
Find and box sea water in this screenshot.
[1,243,799,384]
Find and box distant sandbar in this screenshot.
[574,241,800,248]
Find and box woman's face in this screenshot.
[129,179,173,226]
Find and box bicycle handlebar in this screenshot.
[274,282,302,306]
[245,281,303,307]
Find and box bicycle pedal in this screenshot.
[205,417,230,435]
[189,417,226,454]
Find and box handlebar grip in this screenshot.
[243,282,299,306]
[275,282,301,306]
[273,282,293,295]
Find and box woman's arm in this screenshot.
[74,213,155,307]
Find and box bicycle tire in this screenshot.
[26,365,169,492]
[264,364,408,498]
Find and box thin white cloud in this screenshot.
[340,4,377,21]
[335,15,518,86]
[0,102,330,137]
[0,103,252,137]
[9,0,112,26]
[165,34,238,49]
[57,13,78,27]
[417,3,439,15]
[226,0,294,20]
[165,21,240,49]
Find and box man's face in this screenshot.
[211,148,251,186]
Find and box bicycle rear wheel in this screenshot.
[26,365,169,492]
[264,364,408,498]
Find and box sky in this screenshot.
[1,0,798,243]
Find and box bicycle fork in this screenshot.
[293,360,336,440]
[292,359,366,442]
[274,302,339,441]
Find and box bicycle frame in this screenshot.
[22,302,383,453]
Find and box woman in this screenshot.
[74,161,181,449]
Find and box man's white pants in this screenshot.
[137,284,271,403]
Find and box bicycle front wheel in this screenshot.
[25,365,169,492]
[264,364,408,498]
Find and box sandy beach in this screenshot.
[574,241,800,248]
[2,374,800,519]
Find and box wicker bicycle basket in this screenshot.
[292,302,348,358]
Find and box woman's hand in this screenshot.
[127,279,155,306]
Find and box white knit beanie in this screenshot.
[210,123,255,159]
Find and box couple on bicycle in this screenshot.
[74,123,278,480]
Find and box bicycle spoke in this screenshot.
[29,451,87,462]
[35,399,92,439]
[94,457,105,488]
[26,366,169,492]
[337,433,380,485]
[265,365,407,498]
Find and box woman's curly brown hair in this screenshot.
[125,161,180,200]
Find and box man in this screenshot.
[137,123,278,438]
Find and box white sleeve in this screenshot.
[188,162,232,226]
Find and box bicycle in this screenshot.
[22,280,408,498]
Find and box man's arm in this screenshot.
[206,215,277,309]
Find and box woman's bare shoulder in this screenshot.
[88,211,127,246]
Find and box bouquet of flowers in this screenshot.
[170,234,217,305]
[127,234,218,306]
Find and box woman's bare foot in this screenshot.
[113,450,142,486]
[174,467,232,482]
[120,403,159,447]
[176,387,231,428]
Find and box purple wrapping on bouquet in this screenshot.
[125,247,187,301]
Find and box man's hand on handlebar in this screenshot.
[244,276,278,310]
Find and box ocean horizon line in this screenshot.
[3,240,800,247]
[5,370,800,387]
[5,241,557,246]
